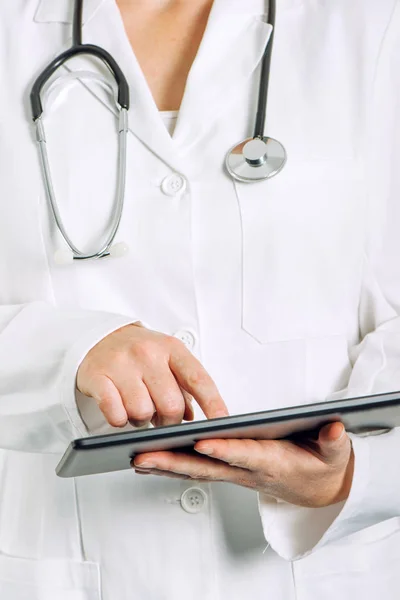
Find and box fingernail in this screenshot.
[196,446,214,455]
[136,462,156,469]
[337,426,346,441]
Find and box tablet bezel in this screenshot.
[56,391,400,477]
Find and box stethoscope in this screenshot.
[30,0,286,263]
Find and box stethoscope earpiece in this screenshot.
[109,242,130,258]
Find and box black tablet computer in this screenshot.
[56,391,400,478]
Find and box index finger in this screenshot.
[169,347,229,419]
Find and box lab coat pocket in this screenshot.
[293,518,400,597]
[235,159,365,344]
[0,554,101,600]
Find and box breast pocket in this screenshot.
[0,554,101,600]
[234,159,366,344]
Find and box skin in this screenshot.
[78,0,355,509]
[77,323,229,427]
[133,422,355,508]
[117,0,215,111]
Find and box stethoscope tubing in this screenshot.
[30,0,130,261]
[34,109,128,260]
[254,0,276,138]
[30,45,130,121]
[30,0,283,262]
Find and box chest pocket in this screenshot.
[0,554,101,600]
[234,159,366,344]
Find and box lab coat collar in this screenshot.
[34,0,184,172]
[34,0,105,24]
[32,0,285,173]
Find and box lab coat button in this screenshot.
[180,487,207,514]
[173,329,197,350]
[161,173,187,196]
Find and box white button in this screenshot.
[161,173,187,196]
[180,487,207,514]
[173,329,197,351]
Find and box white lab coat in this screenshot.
[1,0,400,598]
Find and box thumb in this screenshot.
[318,422,349,464]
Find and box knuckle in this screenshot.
[168,335,186,351]
[96,395,113,411]
[127,406,154,422]
[237,456,253,470]
[109,415,129,428]
[160,398,184,419]
[99,405,127,428]
[109,348,130,365]
[97,398,127,428]
[186,368,206,389]
[77,361,101,388]
[132,339,161,362]
[86,350,129,376]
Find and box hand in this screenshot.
[133,422,354,508]
[77,323,229,428]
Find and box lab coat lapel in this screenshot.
[172,0,304,147]
[34,0,105,24]
[33,0,296,170]
[34,0,185,173]
[172,7,273,148]
[103,7,186,172]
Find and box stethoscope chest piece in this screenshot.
[225,136,287,183]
